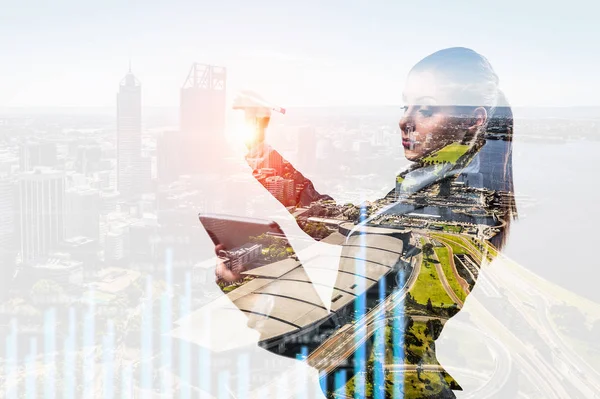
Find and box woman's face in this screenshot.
[399,69,467,161]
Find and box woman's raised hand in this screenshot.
[232,91,272,152]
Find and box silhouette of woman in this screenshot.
[217,47,517,398]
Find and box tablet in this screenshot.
[198,213,285,250]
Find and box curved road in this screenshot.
[424,237,464,308]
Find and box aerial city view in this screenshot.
[200,82,517,397]
[1,31,600,399]
[1,52,600,398]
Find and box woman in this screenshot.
[218,47,517,398]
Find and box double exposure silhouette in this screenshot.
[211,47,517,398]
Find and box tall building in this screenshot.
[266,150,283,175]
[265,176,285,203]
[283,179,296,206]
[117,67,143,198]
[18,168,65,262]
[180,63,226,136]
[180,63,227,173]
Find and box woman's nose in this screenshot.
[399,109,412,133]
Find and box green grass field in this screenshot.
[430,224,462,233]
[434,246,467,302]
[443,224,462,233]
[431,233,469,255]
[410,257,455,308]
[422,142,469,164]
[432,232,499,263]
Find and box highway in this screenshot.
[248,228,600,398]
[306,249,422,374]
[431,232,592,398]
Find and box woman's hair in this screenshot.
[410,47,501,109]
[414,47,517,251]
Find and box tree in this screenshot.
[422,243,434,260]
[425,319,444,340]
[345,207,359,221]
[276,249,287,260]
[405,315,414,331]
[426,298,434,313]
[445,303,460,318]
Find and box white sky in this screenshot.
[1,0,599,107]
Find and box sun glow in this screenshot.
[235,122,256,142]
[229,118,258,147]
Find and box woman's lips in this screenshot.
[402,139,413,148]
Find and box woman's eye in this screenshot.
[419,108,434,117]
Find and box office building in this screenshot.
[266,176,285,203]
[283,179,296,206]
[117,67,144,198]
[179,63,227,173]
[19,168,65,262]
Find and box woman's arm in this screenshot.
[245,136,333,207]
[235,90,335,206]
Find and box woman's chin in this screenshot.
[403,148,422,162]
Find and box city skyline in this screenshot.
[0,65,599,397]
[1,2,599,397]
[116,66,143,197]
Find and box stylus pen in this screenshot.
[233,92,286,115]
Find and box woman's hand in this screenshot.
[233,91,272,154]
[244,114,271,154]
[214,244,242,283]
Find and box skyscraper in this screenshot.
[283,178,296,206]
[19,168,65,262]
[179,63,227,173]
[265,176,285,203]
[180,63,226,136]
[117,66,143,198]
